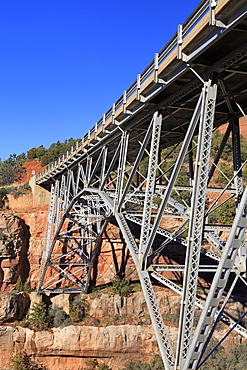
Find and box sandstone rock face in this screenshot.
[0,292,30,322]
[2,188,136,291]
[1,189,49,290]
[0,321,245,370]
[0,324,162,370]
[86,290,181,320]
[0,213,30,291]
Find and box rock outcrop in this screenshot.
[0,213,30,291]
[0,292,30,321]
[0,324,161,370]
[0,319,244,370]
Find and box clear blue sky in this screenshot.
[0,0,200,160]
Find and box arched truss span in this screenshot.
[38,187,110,293]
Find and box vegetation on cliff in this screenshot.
[0,154,26,186]
[0,137,80,186]
[26,138,80,166]
[9,351,47,370]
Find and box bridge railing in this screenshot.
[36,0,222,183]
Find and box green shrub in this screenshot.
[149,354,165,370]
[9,352,29,370]
[211,198,236,225]
[69,298,85,322]
[48,305,71,328]
[9,351,47,370]
[111,273,131,297]
[90,286,103,297]
[85,359,111,370]
[98,365,111,370]
[28,301,47,330]
[0,187,8,208]
[15,277,31,293]
[130,282,142,292]
[85,359,99,370]
[119,354,164,370]
[165,308,180,325]
[93,318,101,326]
[21,318,29,328]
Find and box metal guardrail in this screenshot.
[36,0,220,183]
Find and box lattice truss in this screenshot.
[38,75,247,369]
[38,178,109,293]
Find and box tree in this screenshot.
[227,344,247,370]
[9,351,47,370]
[0,154,25,186]
[215,162,234,185]
[28,301,47,329]
[0,187,8,208]
[212,198,236,224]
[27,147,38,160]
[9,352,29,370]
[69,298,85,322]
[47,305,71,328]
[111,273,131,297]
[36,145,46,159]
[15,276,31,293]
[17,152,27,162]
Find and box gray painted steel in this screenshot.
[36,1,247,369]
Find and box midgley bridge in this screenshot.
[35,0,247,368]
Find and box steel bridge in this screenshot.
[36,0,247,368]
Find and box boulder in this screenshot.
[0,292,30,322]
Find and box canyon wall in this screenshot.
[0,290,245,370]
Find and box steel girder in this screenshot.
[38,76,247,369]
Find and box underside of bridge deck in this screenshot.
[36,1,247,369]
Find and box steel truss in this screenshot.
[36,1,247,368]
[38,78,247,369]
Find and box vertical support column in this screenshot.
[117,113,157,211]
[184,187,247,370]
[139,270,175,370]
[75,164,82,194]
[114,131,129,211]
[114,206,175,370]
[100,146,108,189]
[60,175,66,209]
[141,88,203,263]
[232,118,246,272]
[38,180,59,292]
[139,111,162,267]
[188,142,194,199]
[232,118,243,201]
[85,156,92,187]
[55,178,62,233]
[176,79,218,368]
[64,172,72,210]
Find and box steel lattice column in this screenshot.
[176,80,218,368]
